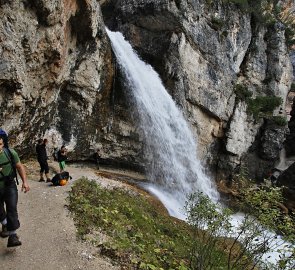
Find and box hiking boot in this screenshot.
[0,224,9,238]
[38,178,45,182]
[7,234,22,247]
[46,178,51,183]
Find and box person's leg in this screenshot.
[59,161,66,173]
[0,188,6,222]
[0,188,9,238]
[5,183,20,231]
[4,183,21,247]
[44,161,51,182]
[39,161,45,182]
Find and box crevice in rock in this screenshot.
[23,0,51,26]
[69,0,95,48]
[57,83,84,144]
[285,91,295,157]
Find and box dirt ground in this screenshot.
[0,160,145,270]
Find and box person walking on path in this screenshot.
[0,129,30,247]
[36,138,51,182]
[57,145,67,173]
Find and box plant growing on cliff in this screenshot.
[234,84,252,102]
[247,96,282,119]
[270,115,288,126]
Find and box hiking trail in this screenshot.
[0,160,143,270]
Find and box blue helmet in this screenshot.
[0,128,8,148]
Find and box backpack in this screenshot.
[51,171,71,186]
[0,129,18,184]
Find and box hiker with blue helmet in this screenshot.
[0,129,30,247]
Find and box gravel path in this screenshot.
[0,160,125,270]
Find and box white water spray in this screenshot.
[106,29,219,218]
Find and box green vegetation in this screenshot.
[234,84,283,121]
[247,96,282,118]
[68,178,295,269]
[186,190,295,270]
[291,83,295,93]
[68,178,193,269]
[234,84,252,101]
[211,16,225,31]
[227,174,295,269]
[270,115,288,126]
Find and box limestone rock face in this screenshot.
[101,0,293,180]
[226,102,261,157]
[0,0,143,167]
[0,0,294,182]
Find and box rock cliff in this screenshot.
[0,0,294,182]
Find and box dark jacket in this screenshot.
[57,150,67,162]
[36,144,47,162]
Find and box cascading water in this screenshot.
[106,29,219,219]
[106,29,294,267]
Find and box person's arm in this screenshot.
[15,162,30,193]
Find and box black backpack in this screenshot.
[0,129,18,184]
[51,171,71,186]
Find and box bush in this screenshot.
[247,96,282,118]
[186,190,295,270]
[271,115,288,126]
[234,84,252,101]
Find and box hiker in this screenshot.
[36,138,51,182]
[0,129,30,247]
[57,145,67,173]
[94,148,101,170]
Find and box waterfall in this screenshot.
[106,29,219,218]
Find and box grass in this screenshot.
[68,178,233,270]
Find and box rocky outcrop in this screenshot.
[101,0,293,180]
[0,1,293,182]
[0,0,143,168]
[285,50,295,157]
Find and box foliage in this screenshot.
[247,96,282,119]
[185,193,234,270]
[234,84,252,102]
[211,16,225,31]
[269,115,288,126]
[233,84,282,121]
[186,190,295,270]
[239,187,295,240]
[291,83,295,93]
[68,178,203,269]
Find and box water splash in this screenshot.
[106,29,219,218]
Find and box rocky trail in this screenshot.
[0,160,145,270]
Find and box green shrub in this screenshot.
[247,96,282,118]
[234,84,252,101]
[211,17,225,30]
[186,190,295,270]
[271,115,288,126]
[69,178,295,269]
[68,178,196,269]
